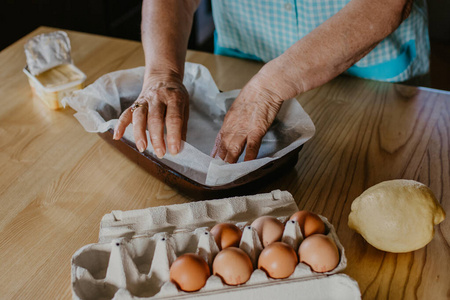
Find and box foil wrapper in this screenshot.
[24,31,73,76]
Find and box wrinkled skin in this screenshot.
[114,0,414,163]
[113,79,189,158]
[211,79,284,163]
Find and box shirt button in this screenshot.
[284,3,292,11]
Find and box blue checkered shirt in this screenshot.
[212,0,429,82]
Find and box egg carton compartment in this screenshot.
[72,190,360,299]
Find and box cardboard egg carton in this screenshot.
[71,190,361,299]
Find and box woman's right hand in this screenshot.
[113,78,189,159]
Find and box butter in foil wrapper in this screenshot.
[24,31,73,76]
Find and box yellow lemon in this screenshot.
[348,180,445,253]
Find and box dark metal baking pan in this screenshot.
[99,129,302,200]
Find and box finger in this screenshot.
[211,132,223,158]
[216,143,228,161]
[165,97,185,155]
[181,98,189,141]
[224,134,247,164]
[244,131,263,161]
[132,105,149,152]
[148,101,166,158]
[211,131,230,161]
[114,108,132,140]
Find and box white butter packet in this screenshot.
[24,31,73,76]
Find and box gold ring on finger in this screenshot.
[130,102,147,113]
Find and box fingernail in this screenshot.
[113,130,118,140]
[137,140,146,152]
[155,148,164,158]
[169,145,179,155]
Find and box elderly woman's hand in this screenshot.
[211,75,285,163]
[113,78,189,158]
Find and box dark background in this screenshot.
[1,0,448,90]
[0,0,215,52]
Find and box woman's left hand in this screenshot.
[211,76,285,163]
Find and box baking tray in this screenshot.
[98,129,302,200]
[63,64,314,199]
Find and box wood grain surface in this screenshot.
[0,27,448,299]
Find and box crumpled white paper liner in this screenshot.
[62,62,315,186]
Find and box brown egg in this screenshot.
[289,211,326,237]
[258,242,298,279]
[212,247,254,285]
[210,223,242,250]
[298,234,339,273]
[251,216,285,247]
[169,253,210,292]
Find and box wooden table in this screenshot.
[0,27,448,299]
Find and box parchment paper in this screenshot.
[62,63,315,186]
